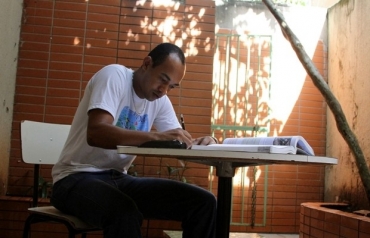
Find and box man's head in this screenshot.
[148,43,186,68]
[134,43,186,101]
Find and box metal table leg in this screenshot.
[215,162,235,238]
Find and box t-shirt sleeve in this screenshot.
[153,96,181,132]
[87,65,127,119]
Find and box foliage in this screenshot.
[24,174,53,198]
[157,159,189,183]
[129,160,190,183]
[127,164,138,177]
[37,176,53,198]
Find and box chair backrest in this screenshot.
[21,120,71,165]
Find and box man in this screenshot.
[51,43,217,238]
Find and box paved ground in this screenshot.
[164,231,299,238]
[230,234,299,238]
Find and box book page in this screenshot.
[223,137,276,145]
[191,144,297,154]
[296,140,314,155]
[221,136,314,155]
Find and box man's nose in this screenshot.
[158,84,169,94]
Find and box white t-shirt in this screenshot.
[52,64,181,184]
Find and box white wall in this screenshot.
[326,0,370,206]
[0,0,23,195]
[311,0,339,8]
[216,2,328,135]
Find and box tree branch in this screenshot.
[262,0,370,202]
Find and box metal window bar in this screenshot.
[210,33,272,226]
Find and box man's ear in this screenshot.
[142,56,152,70]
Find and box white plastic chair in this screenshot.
[21,120,101,238]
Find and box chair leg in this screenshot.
[23,213,93,238]
[22,215,34,238]
[68,229,76,238]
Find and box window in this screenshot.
[212,33,272,140]
[211,33,272,226]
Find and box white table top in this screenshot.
[117,146,337,167]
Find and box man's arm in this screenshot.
[86,109,193,149]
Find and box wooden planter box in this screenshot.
[300,202,370,238]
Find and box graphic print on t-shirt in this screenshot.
[116,106,149,131]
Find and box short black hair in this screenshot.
[148,43,186,68]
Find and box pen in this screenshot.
[180,114,186,130]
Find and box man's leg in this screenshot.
[111,171,217,238]
[51,171,143,238]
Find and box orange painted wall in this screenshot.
[1,1,329,237]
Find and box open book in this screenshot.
[191,136,314,155]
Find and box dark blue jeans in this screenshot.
[51,170,216,238]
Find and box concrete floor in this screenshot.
[229,234,299,238]
[164,231,299,238]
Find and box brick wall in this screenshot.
[9,0,215,196]
[2,0,329,237]
[300,202,370,237]
[4,0,215,237]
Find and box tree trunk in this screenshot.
[262,0,370,203]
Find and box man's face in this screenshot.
[140,53,185,101]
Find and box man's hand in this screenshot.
[192,136,218,146]
[155,128,193,148]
